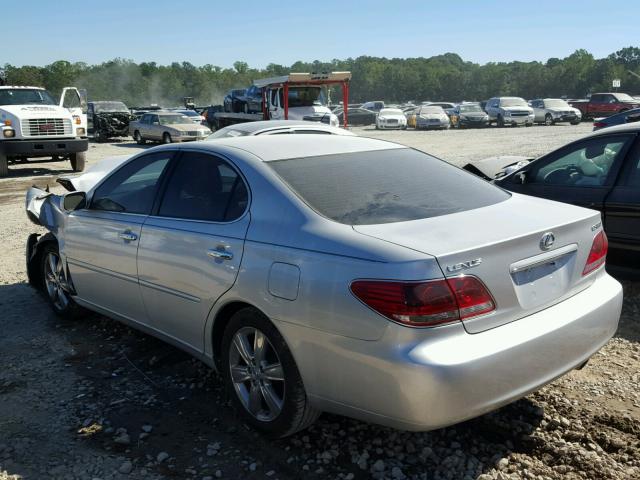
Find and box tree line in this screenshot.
[2,47,640,107]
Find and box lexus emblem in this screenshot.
[540,232,555,250]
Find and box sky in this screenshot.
[3,0,638,68]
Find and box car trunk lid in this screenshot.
[353,193,603,333]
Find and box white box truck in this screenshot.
[0,85,88,177]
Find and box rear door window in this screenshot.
[268,148,509,225]
[157,152,248,222]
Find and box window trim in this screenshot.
[149,149,251,225]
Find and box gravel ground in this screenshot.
[0,124,638,480]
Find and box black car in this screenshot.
[333,107,377,126]
[239,85,264,114]
[475,123,640,273]
[87,101,134,142]
[223,89,247,113]
[593,107,640,131]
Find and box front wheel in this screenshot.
[133,131,146,145]
[221,308,320,438]
[41,243,83,319]
[570,120,581,125]
[162,132,172,144]
[497,115,505,128]
[70,152,86,172]
[544,114,554,126]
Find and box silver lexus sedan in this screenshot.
[25,136,622,437]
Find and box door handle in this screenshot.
[119,231,138,241]
[207,249,233,260]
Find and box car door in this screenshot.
[603,136,640,267]
[532,100,544,122]
[64,151,174,322]
[87,103,95,133]
[60,87,87,131]
[503,133,634,212]
[147,114,161,140]
[137,150,250,352]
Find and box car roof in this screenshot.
[588,121,640,137]
[223,120,330,132]
[193,134,405,161]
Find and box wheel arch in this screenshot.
[210,300,262,369]
[26,232,58,290]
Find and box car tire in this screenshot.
[134,131,146,145]
[70,152,86,172]
[221,307,320,438]
[497,115,505,128]
[544,114,554,126]
[41,243,84,319]
[162,132,172,144]
[570,120,581,125]
[0,153,8,177]
[243,103,249,114]
[93,129,103,142]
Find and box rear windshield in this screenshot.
[268,149,510,225]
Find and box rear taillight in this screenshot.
[593,121,607,128]
[350,276,495,327]
[582,230,608,276]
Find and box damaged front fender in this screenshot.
[25,186,65,232]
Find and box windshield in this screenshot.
[615,93,636,102]
[459,104,483,113]
[268,149,509,225]
[207,128,251,139]
[158,115,192,125]
[288,87,326,107]
[501,98,528,107]
[0,88,57,106]
[544,99,570,109]
[380,108,403,116]
[419,107,444,114]
[94,101,129,113]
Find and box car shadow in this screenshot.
[3,161,72,179]
[5,290,546,480]
[615,279,640,343]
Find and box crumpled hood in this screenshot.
[462,155,533,180]
[57,154,132,192]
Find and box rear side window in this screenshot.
[158,152,248,222]
[268,149,510,225]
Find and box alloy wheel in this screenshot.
[44,252,70,311]
[228,327,285,421]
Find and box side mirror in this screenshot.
[63,191,87,211]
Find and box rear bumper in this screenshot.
[1,138,88,157]
[284,271,622,431]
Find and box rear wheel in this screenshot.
[70,152,86,172]
[134,130,146,145]
[544,114,554,126]
[221,308,320,437]
[0,153,8,177]
[162,132,172,144]
[41,243,83,319]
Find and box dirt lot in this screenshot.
[1,124,639,480]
